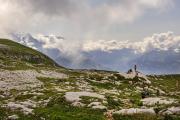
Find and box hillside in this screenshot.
[0,39,180,120]
[0,39,60,70]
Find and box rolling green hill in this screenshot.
[0,39,60,70]
[0,39,180,120]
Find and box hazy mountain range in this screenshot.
[11,32,180,74]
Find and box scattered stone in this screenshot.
[8,115,19,120]
[92,105,107,110]
[0,95,5,98]
[141,97,175,106]
[65,92,105,103]
[5,100,37,115]
[88,102,101,107]
[0,70,67,91]
[113,108,155,115]
[71,102,85,107]
[88,102,107,110]
[6,102,34,115]
[160,107,180,115]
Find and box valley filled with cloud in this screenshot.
[11,31,180,74]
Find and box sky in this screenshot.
[0,0,180,43]
[2,0,179,73]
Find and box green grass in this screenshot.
[106,96,123,109]
[1,93,106,120]
[87,80,117,89]
[113,113,180,120]
[113,113,158,120]
[80,96,103,105]
[37,77,57,82]
[15,94,34,101]
[116,82,135,91]
[34,96,106,120]
[0,39,59,69]
[0,39,47,57]
[35,89,60,101]
[149,75,180,93]
[0,107,7,120]
[35,105,106,120]
[37,76,77,90]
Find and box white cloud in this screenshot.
[82,40,130,52]
[34,34,83,56]
[83,31,180,53]
[11,31,180,57]
[35,34,64,51]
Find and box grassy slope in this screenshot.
[149,74,180,99]
[0,39,180,120]
[0,39,61,70]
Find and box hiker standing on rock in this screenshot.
[134,65,138,76]
[134,65,137,72]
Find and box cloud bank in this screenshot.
[11,31,180,55]
[83,31,180,53]
[0,0,174,39]
[11,31,180,73]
